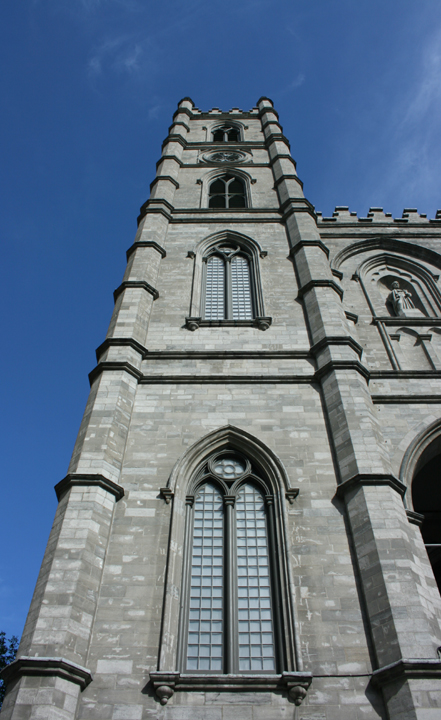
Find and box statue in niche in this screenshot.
[387,281,424,318]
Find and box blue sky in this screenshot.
[1,0,441,640]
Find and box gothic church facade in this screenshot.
[2,97,441,720]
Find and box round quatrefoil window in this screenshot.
[209,453,250,481]
[204,151,246,164]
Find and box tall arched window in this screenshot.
[178,451,283,674]
[412,453,441,593]
[203,245,254,320]
[212,125,240,142]
[208,175,246,208]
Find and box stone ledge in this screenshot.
[1,657,93,690]
[371,658,441,687]
[184,317,272,331]
[289,240,330,258]
[310,336,363,359]
[335,473,406,499]
[314,359,370,382]
[55,474,124,502]
[406,509,425,526]
[95,337,147,362]
[126,241,166,260]
[149,671,312,706]
[113,280,159,302]
[297,279,344,300]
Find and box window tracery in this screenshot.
[212,125,240,142]
[208,175,246,208]
[179,451,282,675]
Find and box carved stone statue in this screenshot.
[387,281,423,318]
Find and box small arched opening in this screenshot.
[412,440,441,593]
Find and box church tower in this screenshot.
[2,98,441,720]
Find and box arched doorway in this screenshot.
[412,448,441,593]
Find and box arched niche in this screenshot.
[356,254,441,318]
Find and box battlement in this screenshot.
[316,206,441,225]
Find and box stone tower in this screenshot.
[2,97,441,720]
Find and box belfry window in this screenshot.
[208,175,246,208]
[212,125,240,142]
[203,245,254,321]
[179,451,282,674]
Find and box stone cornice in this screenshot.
[156,154,183,170]
[335,473,406,499]
[150,175,179,192]
[314,359,370,382]
[273,174,303,190]
[149,671,312,706]
[113,280,159,302]
[310,336,363,359]
[88,361,142,386]
[144,350,311,360]
[55,473,124,501]
[371,317,441,327]
[1,656,93,690]
[371,394,441,404]
[371,658,441,687]
[406,509,424,526]
[95,337,147,362]
[289,240,330,258]
[126,240,166,260]
[297,279,344,300]
[138,374,315,384]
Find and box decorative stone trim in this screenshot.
[372,317,441,326]
[55,474,124,502]
[185,317,272,331]
[289,240,330,259]
[310,336,363,359]
[285,488,299,504]
[126,241,166,260]
[297,279,344,300]
[88,361,142,386]
[139,374,314,385]
[372,394,441,404]
[113,281,159,302]
[95,337,147,362]
[160,488,174,504]
[150,175,179,192]
[314,360,370,382]
[149,671,312,706]
[335,473,406,500]
[184,316,202,331]
[345,311,358,324]
[1,656,93,690]
[371,658,441,688]
[406,509,424,526]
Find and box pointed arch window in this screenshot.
[208,175,246,208]
[179,451,283,674]
[212,125,240,142]
[203,245,254,321]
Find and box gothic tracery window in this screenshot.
[203,245,254,321]
[208,175,246,208]
[212,125,240,142]
[180,451,281,674]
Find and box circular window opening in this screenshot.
[210,453,248,480]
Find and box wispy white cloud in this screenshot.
[88,35,149,77]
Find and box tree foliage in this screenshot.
[0,632,19,708]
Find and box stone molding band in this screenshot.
[126,241,166,260]
[149,671,312,706]
[55,474,124,502]
[406,509,424,526]
[1,657,93,690]
[289,240,330,258]
[335,473,407,500]
[297,279,344,300]
[371,658,441,688]
[150,175,179,192]
[113,280,159,302]
[184,316,272,331]
[310,336,363,359]
[95,337,147,362]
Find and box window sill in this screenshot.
[185,317,272,331]
[149,670,312,705]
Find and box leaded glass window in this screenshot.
[208,175,246,209]
[186,483,224,671]
[212,125,240,142]
[237,484,275,671]
[203,246,254,321]
[182,452,282,675]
